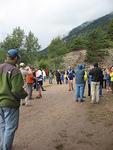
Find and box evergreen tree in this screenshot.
[2,27,24,51]
[107,19,113,41]
[86,27,108,62]
[48,37,67,69]
[0,49,6,63]
[1,28,40,65]
[48,37,67,58]
[67,36,86,51]
[24,31,40,64]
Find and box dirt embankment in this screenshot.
[63,49,113,68]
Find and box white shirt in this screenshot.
[36,70,42,78]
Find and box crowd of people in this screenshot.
[0,49,113,150]
[75,63,113,103]
[55,63,113,104]
[19,63,50,106]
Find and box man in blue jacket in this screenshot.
[75,64,85,102]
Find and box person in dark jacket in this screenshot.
[89,63,102,104]
[75,64,85,102]
[56,70,62,84]
[0,49,28,150]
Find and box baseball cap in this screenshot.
[7,49,20,59]
[20,62,25,67]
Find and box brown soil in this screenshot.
[13,80,113,150]
[63,49,113,69]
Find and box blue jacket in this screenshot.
[68,69,73,80]
[88,73,92,84]
[106,74,111,83]
[75,64,85,84]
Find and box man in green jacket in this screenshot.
[0,49,28,150]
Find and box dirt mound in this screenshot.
[63,50,86,68]
[63,49,113,69]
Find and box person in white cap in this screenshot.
[20,63,28,105]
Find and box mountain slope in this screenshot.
[40,12,113,54]
[65,12,113,41]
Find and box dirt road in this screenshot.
[13,82,113,150]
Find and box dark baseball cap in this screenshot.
[7,49,20,58]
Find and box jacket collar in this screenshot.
[5,60,16,66]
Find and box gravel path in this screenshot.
[13,82,113,150]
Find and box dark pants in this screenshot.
[57,79,62,84]
[88,84,91,96]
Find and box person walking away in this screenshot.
[0,49,28,150]
[25,67,34,106]
[89,63,102,104]
[20,62,27,105]
[110,67,113,94]
[75,64,85,102]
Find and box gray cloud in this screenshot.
[0,0,113,49]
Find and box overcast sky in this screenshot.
[0,0,113,49]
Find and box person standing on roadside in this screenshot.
[36,68,43,98]
[49,70,53,84]
[68,66,74,91]
[89,63,102,104]
[20,62,27,105]
[25,66,34,106]
[75,64,85,102]
[56,70,62,84]
[0,49,28,150]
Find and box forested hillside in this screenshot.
[65,12,113,41]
